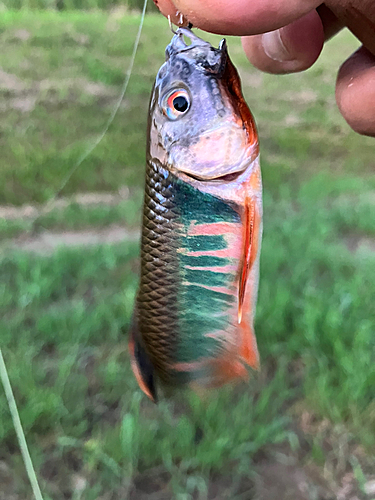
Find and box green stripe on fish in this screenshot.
[172,176,241,371]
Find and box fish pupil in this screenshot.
[173,96,189,113]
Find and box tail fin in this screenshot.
[129,314,157,403]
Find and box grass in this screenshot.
[0,9,374,500]
[0,189,143,239]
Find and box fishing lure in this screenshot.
[129,27,262,402]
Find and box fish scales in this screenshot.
[130,27,262,401]
[137,160,180,383]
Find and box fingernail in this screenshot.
[261,29,292,62]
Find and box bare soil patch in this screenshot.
[343,234,375,255]
[11,225,139,254]
[0,188,131,221]
[0,68,118,114]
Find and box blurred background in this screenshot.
[0,1,374,498]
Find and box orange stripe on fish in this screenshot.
[187,221,240,236]
[182,248,238,259]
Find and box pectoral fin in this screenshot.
[237,194,261,370]
[238,196,260,324]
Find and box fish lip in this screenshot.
[173,28,226,53]
[168,143,259,184]
[177,168,247,184]
[168,27,213,54]
[174,28,226,54]
[166,27,227,76]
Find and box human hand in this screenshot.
[154,0,375,137]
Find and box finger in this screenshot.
[324,0,375,56]
[155,0,321,35]
[153,0,183,26]
[336,46,375,137]
[316,4,344,41]
[241,10,324,74]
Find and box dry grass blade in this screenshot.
[0,349,44,500]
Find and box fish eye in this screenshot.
[163,89,191,120]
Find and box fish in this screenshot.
[129,27,262,402]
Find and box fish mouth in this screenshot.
[169,27,226,53]
[181,169,246,183]
[166,27,227,76]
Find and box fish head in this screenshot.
[148,28,258,181]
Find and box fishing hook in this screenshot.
[168,14,193,34]
[168,15,178,34]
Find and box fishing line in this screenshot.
[0,350,43,500]
[32,0,148,224]
[0,3,148,498]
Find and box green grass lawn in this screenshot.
[0,10,374,500]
